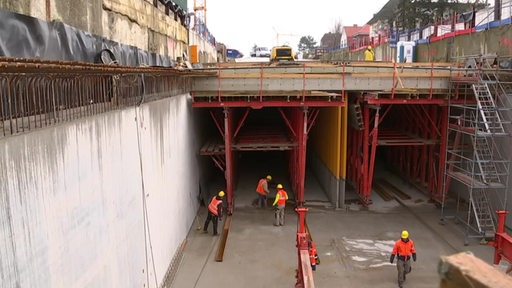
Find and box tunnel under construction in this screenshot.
[189,58,512,252]
[2,56,512,287]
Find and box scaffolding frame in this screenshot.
[443,54,512,245]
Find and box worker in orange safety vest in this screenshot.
[390,230,417,288]
[308,240,319,271]
[203,191,225,236]
[255,175,272,208]
[272,184,288,226]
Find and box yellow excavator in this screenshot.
[270,45,295,62]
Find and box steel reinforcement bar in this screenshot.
[0,58,194,138]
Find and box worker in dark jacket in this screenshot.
[390,230,417,288]
[203,191,224,236]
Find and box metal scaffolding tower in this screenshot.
[443,54,512,245]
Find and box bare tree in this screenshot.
[331,19,343,34]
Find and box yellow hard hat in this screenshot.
[401,230,409,238]
[277,184,283,189]
[218,191,225,197]
[368,46,372,50]
[266,175,272,181]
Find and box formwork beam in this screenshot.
[191,63,452,94]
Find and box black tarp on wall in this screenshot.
[0,9,175,67]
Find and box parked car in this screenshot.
[251,47,270,57]
[226,49,244,59]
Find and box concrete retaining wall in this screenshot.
[0,94,201,288]
[0,0,191,61]
[308,153,345,209]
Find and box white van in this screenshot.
[251,47,270,57]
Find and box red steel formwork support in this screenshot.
[433,105,448,203]
[288,107,319,205]
[223,107,235,214]
[347,101,449,206]
[204,105,319,213]
[346,103,377,205]
[295,207,315,288]
[296,108,308,206]
[493,211,512,273]
[382,105,448,202]
[289,108,306,205]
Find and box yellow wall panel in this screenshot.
[310,105,347,179]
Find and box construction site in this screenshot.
[1,1,512,288]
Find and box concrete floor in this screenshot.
[171,169,505,288]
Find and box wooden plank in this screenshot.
[215,215,232,262]
[439,252,512,288]
[380,180,411,200]
[300,249,316,288]
[373,181,395,201]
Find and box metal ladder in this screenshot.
[473,137,501,184]
[470,189,496,237]
[472,83,505,134]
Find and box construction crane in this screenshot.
[194,0,206,28]
[272,27,300,46]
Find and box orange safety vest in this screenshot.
[276,189,288,205]
[309,245,317,266]
[208,196,222,216]
[256,178,267,195]
[392,239,416,257]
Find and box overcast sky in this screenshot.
[187,0,390,55]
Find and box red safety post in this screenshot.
[259,63,264,102]
[341,63,345,102]
[302,63,307,102]
[217,64,222,102]
[391,62,396,99]
[295,207,315,288]
[429,63,434,99]
[493,210,512,274]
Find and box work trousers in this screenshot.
[258,193,267,208]
[274,204,285,226]
[203,211,219,235]
[396,258,411,287]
